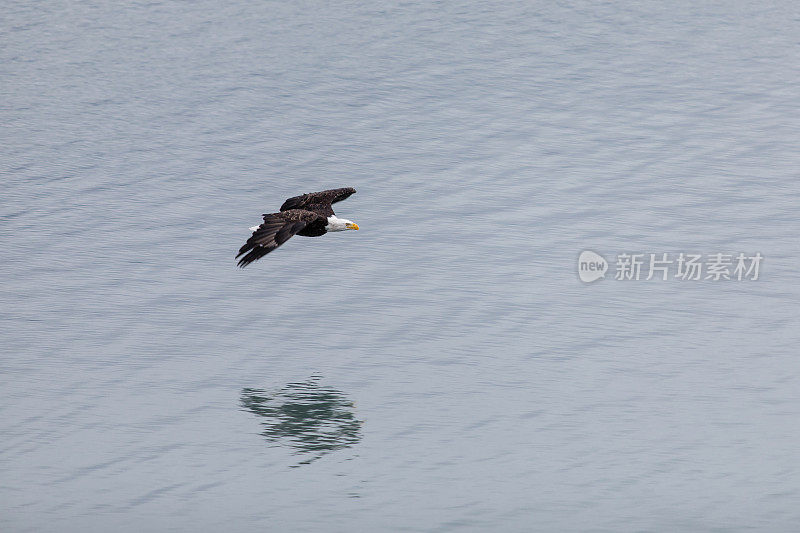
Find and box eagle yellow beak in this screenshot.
[347,223,359,230]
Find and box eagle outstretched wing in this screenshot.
[279,187,356,216]
[236,211,324,268]
[237,188,357,267]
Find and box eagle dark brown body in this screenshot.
[236,188,357,267]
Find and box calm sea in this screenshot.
[3,1,799,531]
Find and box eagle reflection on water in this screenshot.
[240,377,362,465]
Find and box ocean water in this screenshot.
[2,1,799,531]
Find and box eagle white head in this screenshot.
[326,215,359,232]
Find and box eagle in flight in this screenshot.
[237,187,359,267]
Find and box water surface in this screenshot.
[2,1,800,531]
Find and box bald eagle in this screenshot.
[236,187,359,267]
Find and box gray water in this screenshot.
[3,1,800,531]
